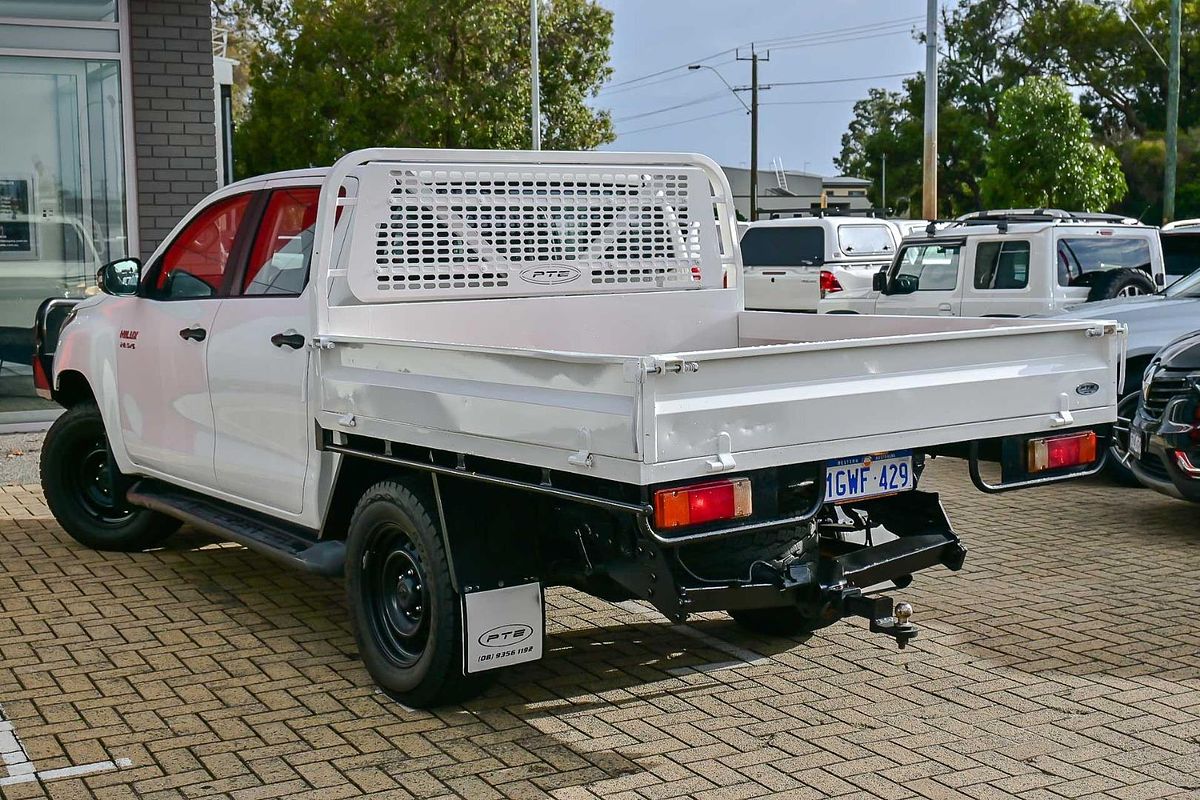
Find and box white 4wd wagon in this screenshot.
[821,210,1165,317]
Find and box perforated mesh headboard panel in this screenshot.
[345,162,723,302]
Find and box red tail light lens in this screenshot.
[32,357,50,394]
[653,478,752,529]
[820,270,843,296]
[1027,431,1098,473]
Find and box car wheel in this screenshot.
[40,402,179,551]
[345,479,492,708]
[1105,393,1144,487]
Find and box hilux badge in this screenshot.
[1075,382,1100,396]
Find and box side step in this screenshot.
[126,481,345,577]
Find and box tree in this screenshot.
[233,0,615,176]
[980,77,1126,211]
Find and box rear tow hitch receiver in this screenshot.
[844,592,919,649]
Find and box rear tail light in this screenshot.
[653,478,752,529]
[820,270,843,297]
[32,357,50,396]
[1027,431,1098,473]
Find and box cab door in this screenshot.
[874,240,964,316]
[958,238,1034,317]
[206,184,320,515]
[116,190,257,489]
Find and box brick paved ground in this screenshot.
[1,460,1198,800]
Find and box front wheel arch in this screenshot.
[53,369,95,408]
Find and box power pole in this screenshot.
[881,153,888,215]
[738,47,769,221]
[530,0,541,150]
[922,0,938,219]
[1164,0,1181,222]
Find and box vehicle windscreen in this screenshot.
[1161,232,1200,277]
[1056,236,1152,286]
[740,226,824,267]
[837,224,894,256]
[1165,265,1200,297]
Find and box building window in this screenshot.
[0,55,125,410]
[0,1,117,22]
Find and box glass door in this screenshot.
[0,56,125,412]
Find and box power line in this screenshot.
[759,99,861,106]
[617,106,746,137]
[598,15,924,95]
[767,71,917,88]
[612,90,730,122]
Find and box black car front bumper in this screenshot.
[1129,395,1200,503]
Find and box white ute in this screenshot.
[741,216,900,312]
[37,149,1124,707]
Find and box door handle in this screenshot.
[938,303,953,314]
[178,326,206,342]
[271,330,305,349]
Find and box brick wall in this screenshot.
[128,0,218,261]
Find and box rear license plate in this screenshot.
[1129,427,1144,458]
[825,451,914,503]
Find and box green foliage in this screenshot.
[981,78,1126,211]
[232,0,615,177]
[836,0,1200,220]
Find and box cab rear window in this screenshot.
[837,224,894,256]
[740,227,824,267]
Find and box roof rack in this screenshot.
[765,207,890,220]
[955,209,1142,226]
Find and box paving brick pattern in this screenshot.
[1,461,1198,799]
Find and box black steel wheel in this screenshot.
[363,523,430,669]
[345,479,492,707]
[41,402,178,551]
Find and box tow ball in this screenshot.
[844,592,919,649]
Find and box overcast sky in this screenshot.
[593,0,930,177]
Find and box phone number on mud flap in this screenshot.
[476,645,535,663]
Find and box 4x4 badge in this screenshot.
[1075,382,1100,396]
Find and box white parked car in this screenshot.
[741,216,900,312]
[36,150,1122,707]
[821,210,1166,317]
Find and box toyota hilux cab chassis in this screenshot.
[36,149,1124,707]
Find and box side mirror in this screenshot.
[97,257,142,296]
[872,269,889,294]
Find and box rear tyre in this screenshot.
[1086,269,1156,301]
[345,479,492,708]
[1105,393,1143,487]
[41,402,179,551]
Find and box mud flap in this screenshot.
[461,582,545,674]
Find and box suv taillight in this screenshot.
[820,270,843,297]
[32,357,50,394]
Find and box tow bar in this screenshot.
[843,591,919,649]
